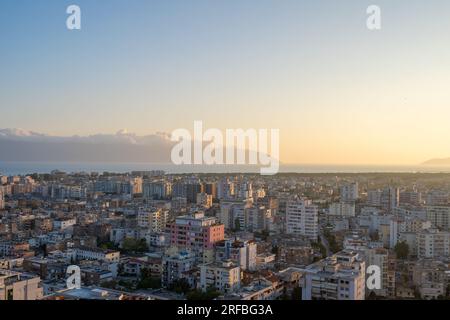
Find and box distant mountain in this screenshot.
[0,128,270,164]
[0,129,174,163]
[422,158,450,166]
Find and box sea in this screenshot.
[1,161,450,176]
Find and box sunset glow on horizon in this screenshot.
[2,0,450,166]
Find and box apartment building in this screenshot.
[301,250,366,300]
[215,239,257,271]
[161,250,197,289]
[286,199,318,241]
[426,206,450,230]
[340,182,358,202]
[71,246,120,263]
[196,192,213,209]
[413,259,449,300]
[199,261,241,293]
[417,229,450,259]
[365,247,396,297]
[0,270,43,300]
[329,202,355,217]
[167,212,224,254]
[137,208,169,232]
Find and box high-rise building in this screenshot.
[205,183,217,199]
[340,183,358,202]
[186,182,204,203]
[426,190,448,206]
[367,190,382,207]
[215,239,257,271]
[380,187,399,213]
[364,248,396,297]
[217,178,235,200]
[417,229,450,259]
[130,177,143,195]
[426,206,450,230]
[137,208,169,232]
[196,192,213,209]
[143,181,172,199]
[245,206,272,232]
[286,199,318,240]
[0,190,4,210]
[329,202,355,217]
[399,191,422,206]
[167,212,224,255]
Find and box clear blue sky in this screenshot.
[1,0,450,164]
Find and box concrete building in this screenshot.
[412,259,449,300]
[199,261,241,293]
[329,202,355,217]
[215,239,257,271]
[0,270,43,300]
[286,199,318,240]
[340,182,358,202]
[196,192,213,209]
[417,229,450,259]
[137,208,169,232]
[72,247,120,263]
[364,248,395,297]
[167,212,224,256]
[426,206,450,230]
[301,251,366,300]
[161,250,196,289]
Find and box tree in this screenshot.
[394,241,409,260]
[137,277,161,289]
[367,291,379,300]
[137,268,161,289]
[291,287,302,300]
[121,238,149,253]
[271,245,279,255]
[169,279,191,294]
[234,218,241,231]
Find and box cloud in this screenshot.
[0,129,174,163]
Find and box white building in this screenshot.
[71,247,120,263]
[417,229,450,259]
[161,250,196,288]
[286,199,318,240]
[197,192,213,209]
[53,218,76,231]
[340,183,358,202]
[426,206,450,230]
[137,208,169,232]
[329,202,355,217]
[215,239,257,271]
[199,261,241,294]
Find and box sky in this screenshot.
[1,0,450,165]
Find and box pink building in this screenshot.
[167,212,224,251]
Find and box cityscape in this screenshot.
[2,0,450,310]
[1,170,450,300]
